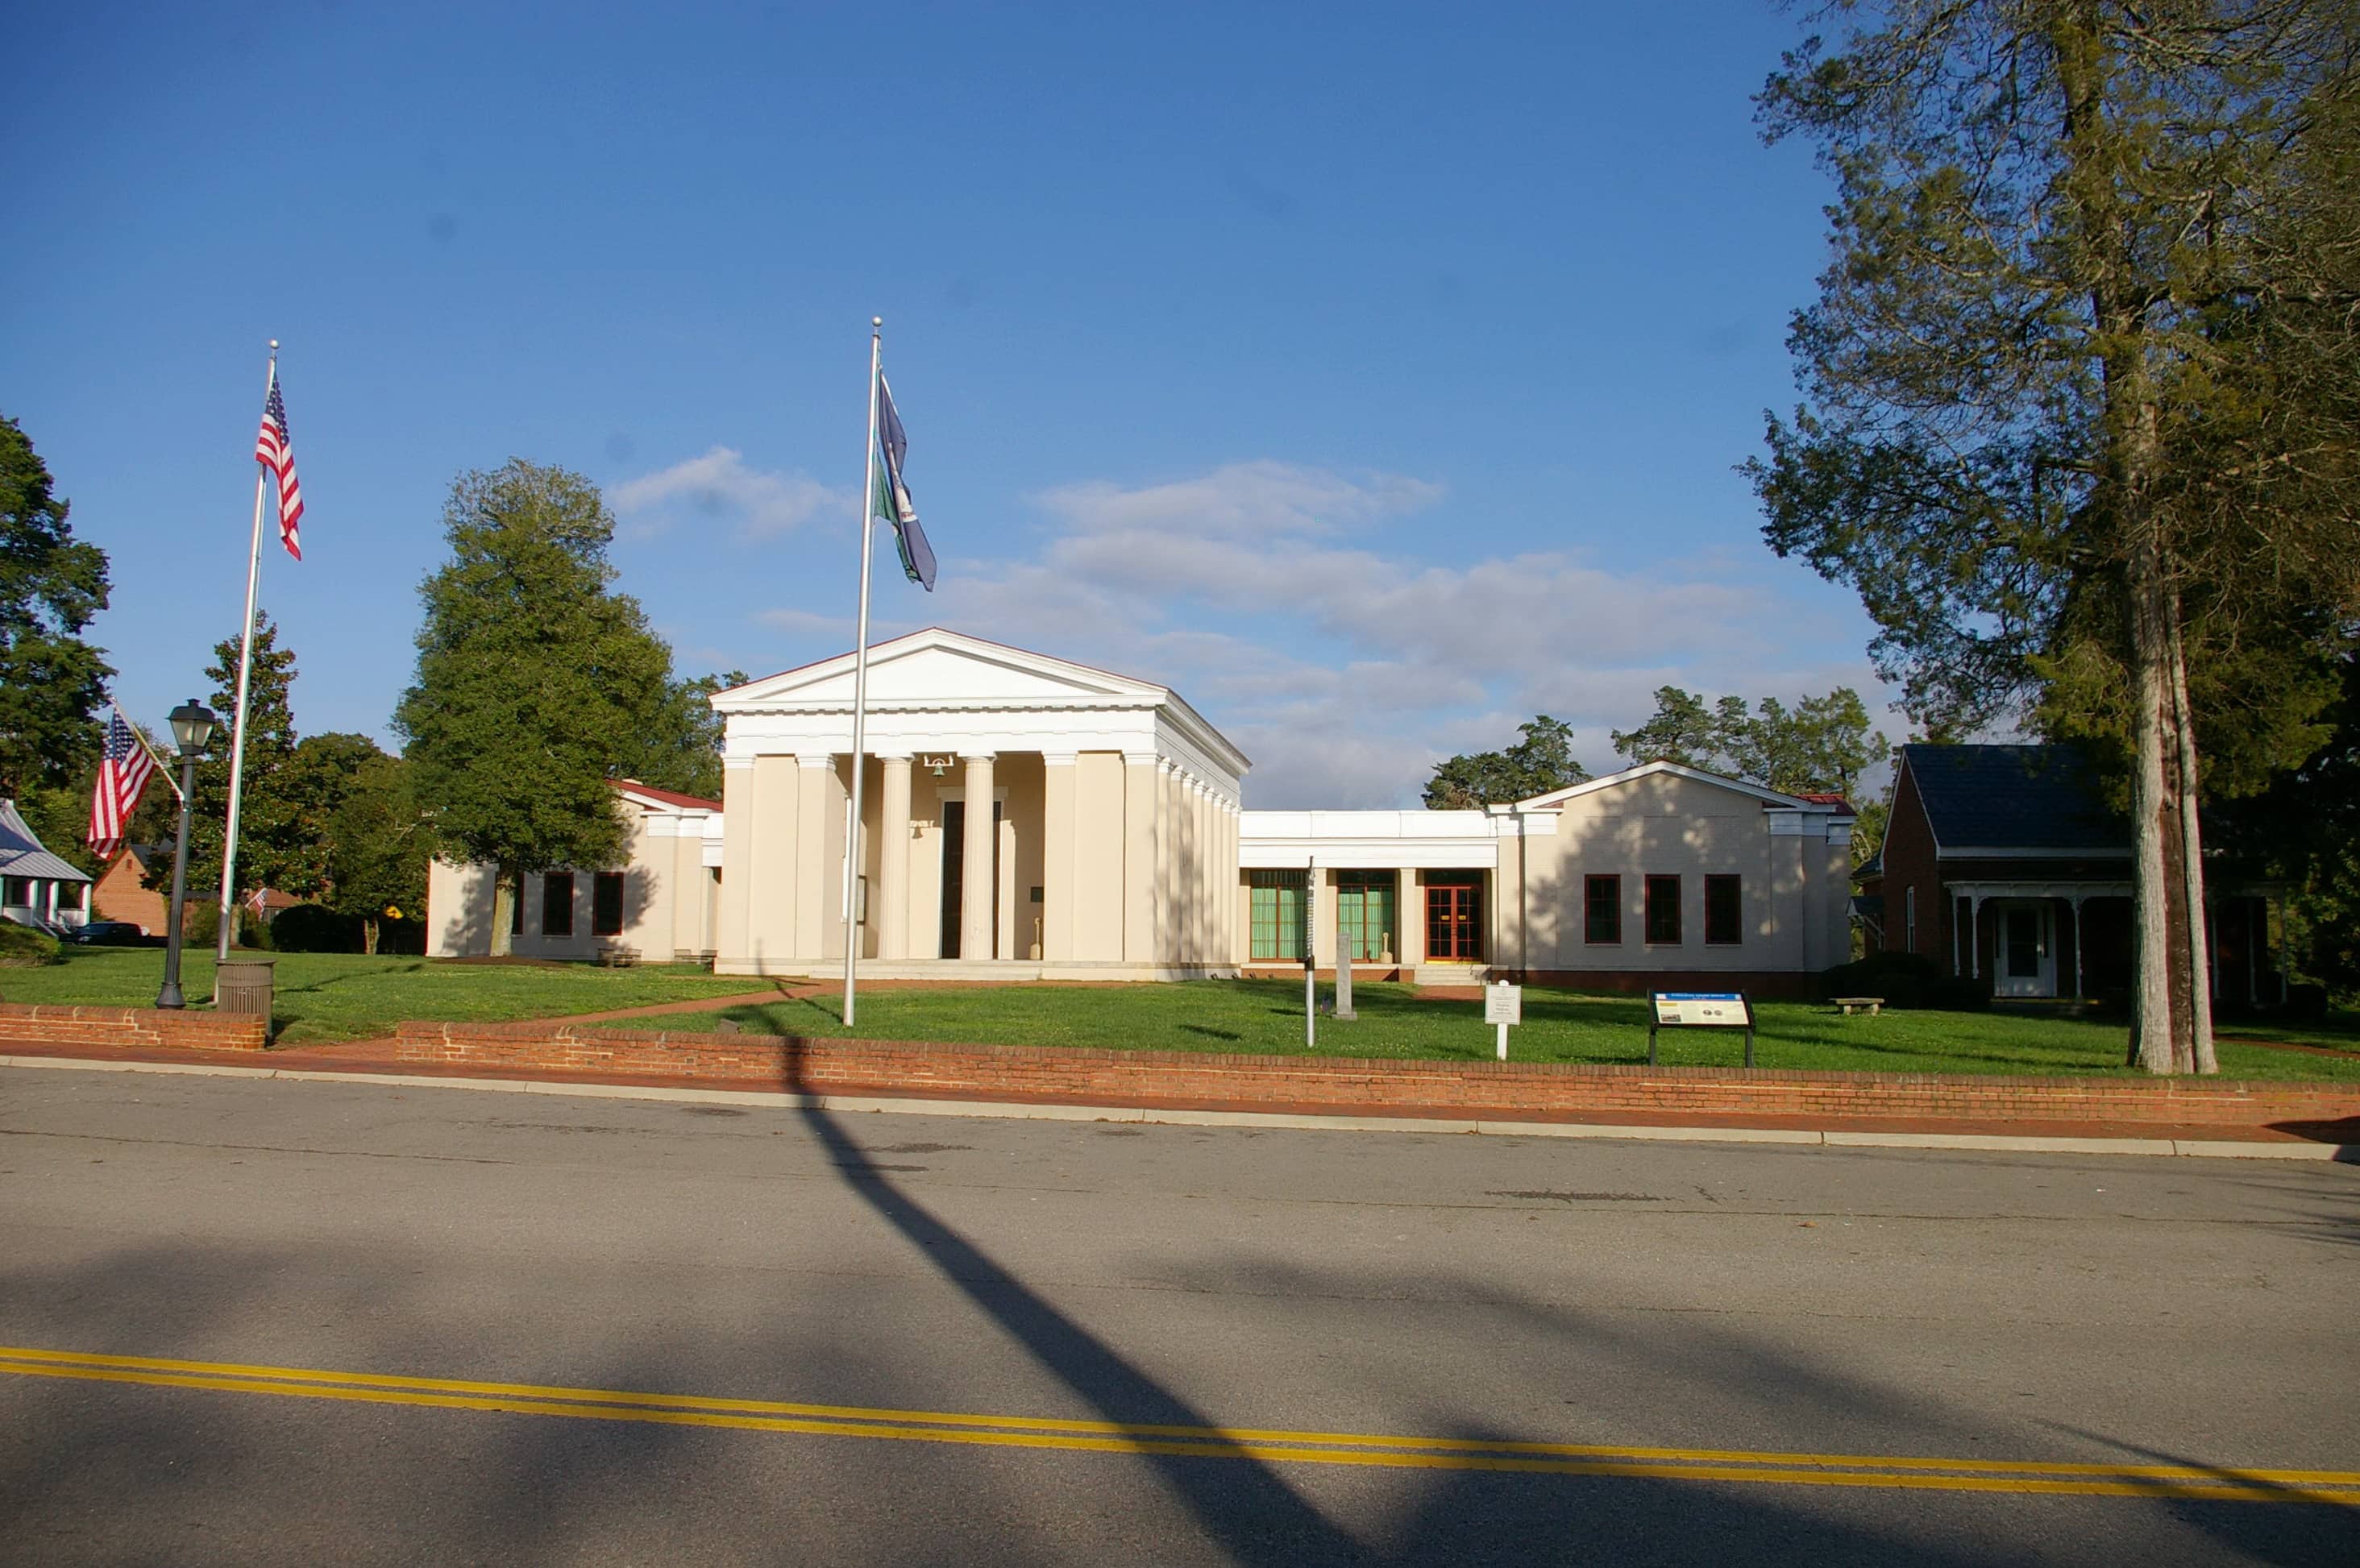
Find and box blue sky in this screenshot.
[5,1,1898,808]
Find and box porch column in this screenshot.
[877,754,912,960]
[960,753,996,961]
[1968,894,1984,980]
[2070,895,2086,1002]
[1041,753,1076,961]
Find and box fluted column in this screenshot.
[878,754,912,960]
[961,753,996,961]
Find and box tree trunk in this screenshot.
[362,917,380,957]
[2165,601,2217,1072]
[490,865,517,959]
[2127,538,2183,1072]
[2127,533,2219,1073]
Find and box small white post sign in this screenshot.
[1485,980,1522,1061]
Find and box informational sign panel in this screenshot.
[1485,982,1523,1026]
[1647,991,1756,1068]
[1651,992,1750,1028]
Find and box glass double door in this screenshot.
[1336,873,1397,963]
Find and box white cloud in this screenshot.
[613,446,845,539]
[1035,460,1442,540]
[758,458,1904,809]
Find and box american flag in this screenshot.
[87,710,157,860]
[256,371,305,560]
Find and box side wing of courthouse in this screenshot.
[430,628,1854,992]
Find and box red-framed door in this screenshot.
[1425,879,1484,961]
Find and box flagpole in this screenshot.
[215,340,277,961]
[843,318,883,1027]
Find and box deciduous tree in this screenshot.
[393,460,692,954]
[0,414,112,799]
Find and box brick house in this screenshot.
[1856,744,2283,1006]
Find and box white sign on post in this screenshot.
[1485,981,1522,1061]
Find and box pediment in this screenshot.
[715,628,1162,711]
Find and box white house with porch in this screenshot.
[1,799,93,934]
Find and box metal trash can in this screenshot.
[214,958,276,1027]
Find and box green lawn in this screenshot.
[6,952,2354,1079]
[0,948,773,1045]
[630,980,2360,1082]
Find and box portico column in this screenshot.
[1121,752,1157,964]
[961,753,996,961]
[1042,753,1077,961]
[796,754,833,963]
[878,754,912,960]
[1155,760,1178,964]
[2071,894,2085,1002]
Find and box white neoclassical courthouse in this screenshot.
[429,628,1856,993]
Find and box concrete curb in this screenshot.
[2,1052,2350,1162]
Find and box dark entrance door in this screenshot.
[938,799,1003,959]
[940,801,965,957]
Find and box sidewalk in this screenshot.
[4,1033,2352,1161]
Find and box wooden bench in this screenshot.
[1831,997,1884,1016]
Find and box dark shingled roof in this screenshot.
[1901,744,2129,854]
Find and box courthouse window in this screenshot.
[1644,875,1682,944]
[542,872,575,938]
[1249,870,1307,961]
[1705,875,1742,945]
[1584,875,1622,944]
[592,871,625,937]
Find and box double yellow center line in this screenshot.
[3,1344,2352,1504]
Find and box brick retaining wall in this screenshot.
[389,1020,2360,1128]
[0,1002,268,1052]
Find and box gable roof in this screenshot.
[0,799,93,884]
[613,780,721,813]
[710,626,1249,778]
[1514,760,1851,814]
[1900,744,2127,855]
[714,628,1168,709]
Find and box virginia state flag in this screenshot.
[875,375,936,591]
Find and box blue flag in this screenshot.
[875,375,936,591]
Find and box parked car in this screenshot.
[69,920,156,947]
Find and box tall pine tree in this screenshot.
[1749,2,2359,1072]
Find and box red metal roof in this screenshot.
[612,780,721,812]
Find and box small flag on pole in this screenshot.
[255,371,305,560]
[87,710,157,860]
[875,375,936,591]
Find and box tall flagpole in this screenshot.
[215,340,277,961]
[843,318,883,1027]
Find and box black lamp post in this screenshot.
[157,699,218,1010]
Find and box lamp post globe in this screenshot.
[156,699,219,1010]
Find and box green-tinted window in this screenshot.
[1249,870,1307,960]
[1337,870,1398,961]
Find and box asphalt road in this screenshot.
[1,1064,2354,1566]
